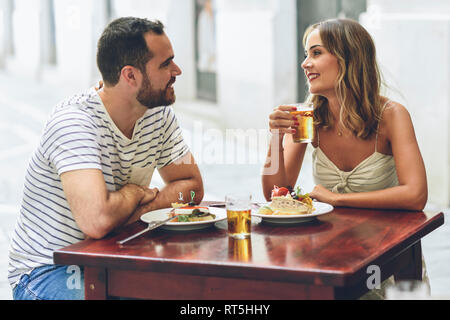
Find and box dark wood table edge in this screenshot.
[84,267,340,300]
[76,241,426,301]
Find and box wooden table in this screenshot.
[53,203,444,300]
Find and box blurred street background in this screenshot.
[0,0,449,299]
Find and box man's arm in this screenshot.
[129,152,204,223]
[61,169,158,239]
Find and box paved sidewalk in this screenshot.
[0,72,449,299]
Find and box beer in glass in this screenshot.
[225,194,252,239]
[286,103,314,143]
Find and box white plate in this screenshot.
[252,201,333,224]
[140,207,227,231]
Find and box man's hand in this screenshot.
[127,152,204,223]
[138,186,159,206]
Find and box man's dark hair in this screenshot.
[97,17,165,86]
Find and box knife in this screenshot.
[117,215,176,245]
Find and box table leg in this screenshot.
[84,267,108,300]
[393,241,423,282]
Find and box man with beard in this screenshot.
[9,17,204,300]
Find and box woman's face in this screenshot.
[301,29,340,98]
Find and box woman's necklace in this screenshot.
[336,124,343,137]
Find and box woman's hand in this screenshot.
[309,185,340,206]
[269,105,298,138]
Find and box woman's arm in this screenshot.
[262,106,309,200]
[310,103,428,211]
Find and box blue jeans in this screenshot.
[13,264,84,300]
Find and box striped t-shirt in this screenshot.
[8,87,189,288]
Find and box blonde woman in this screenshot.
[263,18,427,211]
[262,19,429,299]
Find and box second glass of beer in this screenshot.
[225,194,252,239]
[287,102,314,143]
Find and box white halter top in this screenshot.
[312,101,399,194]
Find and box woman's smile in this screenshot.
[306,72,320,82]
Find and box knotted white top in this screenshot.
[312,101,399,194]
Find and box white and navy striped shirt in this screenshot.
[8,87,189,288]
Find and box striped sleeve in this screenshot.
[41,108,102,175]
[156,107,189,169]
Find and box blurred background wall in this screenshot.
[0,0,449,207]
[361,0,450,209]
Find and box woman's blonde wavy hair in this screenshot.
[303,19,383,139]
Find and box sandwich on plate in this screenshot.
[258,185,314,215]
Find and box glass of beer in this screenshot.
[285,102,314,143]
[225,194,252,239]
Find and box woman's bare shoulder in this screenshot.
[383,98,407,110]
[380,99,415,135]
[382,99,411,120]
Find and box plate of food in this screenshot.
[140,203,227,231]
[252,186,333,224]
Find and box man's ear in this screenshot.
[120,66,140,87]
